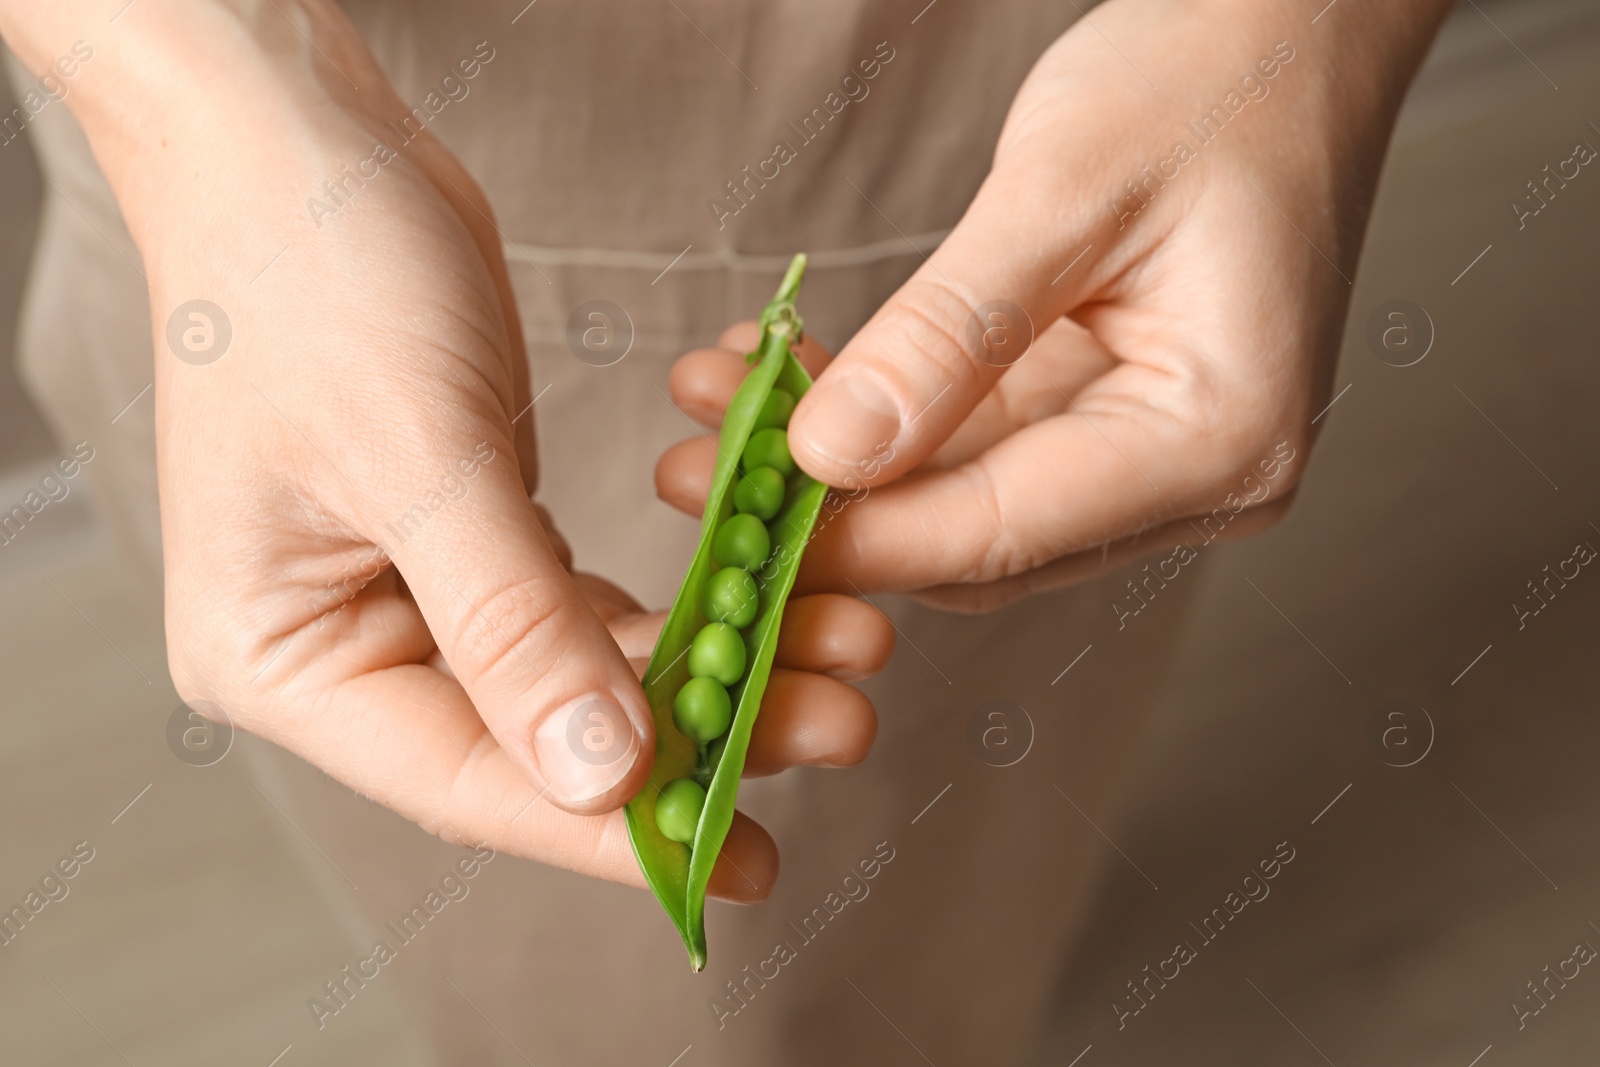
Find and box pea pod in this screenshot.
[625,254,826,971]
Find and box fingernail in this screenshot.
[532,694,640,804]
[798,374,901,468]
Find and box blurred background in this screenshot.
[3,1,1599,1064]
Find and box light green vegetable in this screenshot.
[712,513,771,571]
[753,388,796,431]
[655,778,706,844]
[687,622,746,686]
[703,567,759,628]
[625,254,827,971]
[742,427,795,477]
[672,677,732,743]
[733,466,786,521]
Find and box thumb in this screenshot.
[789,174,1094,485]
[374,438,654,814]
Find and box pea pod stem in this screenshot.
[752,253,806,362]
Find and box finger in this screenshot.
[907,492,1297,613]
[361,434,655,814]
[743,670,877,777]
[789,375,1304,593]
[709,812,780,903]
[571,571,648,628]
[773,594,894,680]
[655,436,718,518]
[532,503,573,572]
[787,168,1101,487]
[923,317,1117,470]
[593,592,887,775]
[600,574,896,686]
[669,348,752,428]
[224,624,774,900]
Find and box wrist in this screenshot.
[0,1,365,246]
[1201,0,1455,134]
[1204,0,1456,249]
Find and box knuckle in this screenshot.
[449,576,565,689]
[832,693,878,766]
[1172,364,1305,504]
[424,731,499,842]
[163,602,287,733]
[164,602,241,707]
[868,279,987,392]
[960,464,1038,584]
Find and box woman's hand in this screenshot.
[0,0,894,900]
[664,0,1454,612]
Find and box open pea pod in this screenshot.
[625,254,827,971]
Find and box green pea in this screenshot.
[656,778,706,844]
[733,466,786,522]
[673,676,732,742]
[703,567,759,628]
[712,513,771,570]
[742,428,795,478]
[753,388,796,431]
[687,622,746,686]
